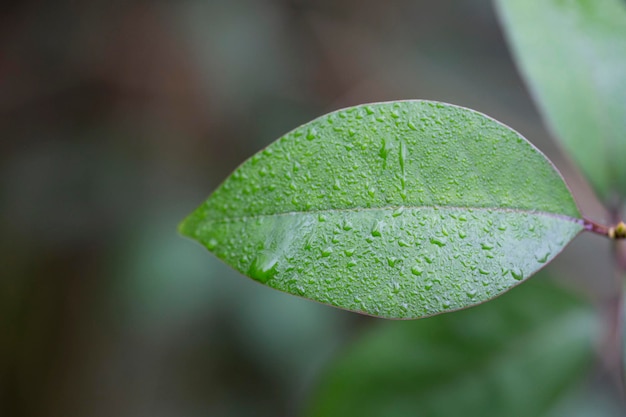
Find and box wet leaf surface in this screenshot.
[181,101,582,318]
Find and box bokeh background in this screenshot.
[0,1,619,416]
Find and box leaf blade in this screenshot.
[181,100,582,318]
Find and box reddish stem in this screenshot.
[583,217,612,237]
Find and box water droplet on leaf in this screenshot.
[430,237,446,247]
[306,128,317,141]
[511,269,524,281]
[537,251,551,263]
[387,257,399,267]
[248,255,279,284]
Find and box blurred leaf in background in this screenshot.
[305,277,621,417]
[496,0,626,202]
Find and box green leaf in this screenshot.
[495,0,626,201]
[304,279,599,417]
[180,100,582,319]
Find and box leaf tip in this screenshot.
[177,211,198,240]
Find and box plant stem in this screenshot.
[583,217,626,239]
[603,204,626,402]
[583,218,611,237]
[601,280,625,400]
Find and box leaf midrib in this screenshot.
[201,205,583,225]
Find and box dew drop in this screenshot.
[399,142,407,172]
[371,222,383,237]
[206,238,218,250]
[248,255,279,284]
[466,288,477,298]
[481,242,494,250]
[511,269,524,281]
[411,265,423,276]
[322,247,333,257]
[430,237,446,247]
[378,139,390,160]
[479,268,490,275]
[306,128,317,141]
[537,251,551,264]
[408,121,418,131]
[393,208,404,217]
[458,230,467,239]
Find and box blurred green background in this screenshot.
[0,1,620,416]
